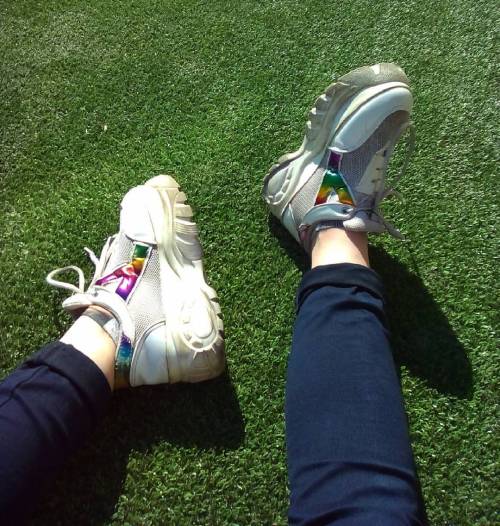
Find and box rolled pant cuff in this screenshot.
[25,341,112,421]
[297,263,385,311]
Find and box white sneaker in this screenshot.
[263,63,415,251]
[47,175,225,388]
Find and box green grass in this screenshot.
[0,0,498,524]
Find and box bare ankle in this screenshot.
[60,312,116,390]
[311,228,369,269]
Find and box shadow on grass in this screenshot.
[268,215,309,272]
[32,371,244,525]
[269,215,473,398]
[370,246,473,399]
[31,217,471,524]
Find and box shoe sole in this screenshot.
[262,63,410,218]
[141,175,225,383]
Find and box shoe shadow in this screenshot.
[370,246,473,399]
[269,216,473,399]
[31,371,244,525]
[268,215,309,273]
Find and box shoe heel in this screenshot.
[144,174,226,383]
[167,293,225,383]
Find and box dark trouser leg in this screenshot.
[286,263,423,525]
[0,342,111,522]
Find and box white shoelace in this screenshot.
[46,235,116,294]
[354,121,416,238]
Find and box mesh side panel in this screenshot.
[290,111,408,224]
[104,234,135,273]
[127,249,164,340]
[289,163,327,227]
[341,111,409,203]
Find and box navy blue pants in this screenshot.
[0,263,423,524]
[287,264,423,525]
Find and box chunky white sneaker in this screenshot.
[47,175,225,388]
[263,63,415,251]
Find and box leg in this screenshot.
[1,176,225,521]
[262,63,423,523]
[286,229,424,525]
[0,315,114,522]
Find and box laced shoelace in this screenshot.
[354,121,415,238]
[46,235,116,294]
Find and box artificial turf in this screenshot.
[0,0,498,524]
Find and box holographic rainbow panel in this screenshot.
[96,243,149,300]
[115,335,133,389]
[96,243,150,387]
[315,150,354,206]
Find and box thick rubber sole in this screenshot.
[262,63,410,219]
[139,174,225,384]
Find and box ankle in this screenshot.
[311,228,369,269]
[60,308,117,390]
